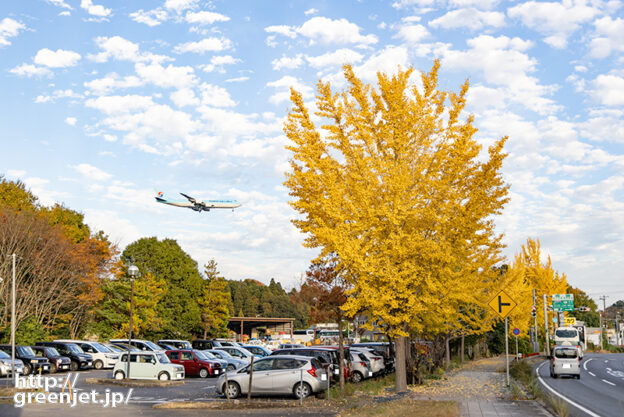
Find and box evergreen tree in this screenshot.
[198,260,231,339]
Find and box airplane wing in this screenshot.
[180,193,209,211]
[180,192,198,204]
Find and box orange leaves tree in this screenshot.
[284,62,509,391]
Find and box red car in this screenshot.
[165,349,222,378]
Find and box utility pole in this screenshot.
[599,296,608,348]
[11,254,16,386]
[533,289,539,352]
[543,294,550,356]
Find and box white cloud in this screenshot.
[508,0,599,48]
[226,76,249,83]
[350,45,409,83]
[47,0,72,9]
[298,17,378,46]
[88,36,168,64]
[164,0,198,13]
[135,62,198,89]
[200,55,241,73]
[173,37,232,54]
[80,0,112,18]
[394,24,430,42]
[84,73,143,95]
[185,11,230,25]
[429,8,505,30]
[304,8,318,15]
[130,9,168,26]
[267,76,314,105]
[9,64,52,77]
[34,48,81,68]
[580,109,624,143]
[84,209,142,247]
[59,11,71,16]
[591,74,624,106]
[35,89,82,103]
[199,83,236,107]
[271,54,304,70]
[65,117,77,126]
[85,95,155,114]
[170,88,199,107]
[0,18,25,47]
[589,17,624,58]
[6,169,26,178]
[305,48,364,69]
[72,163,112,181]
[450,0,500,9]
[265,25,297,39]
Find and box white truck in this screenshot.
[553,326,584,358]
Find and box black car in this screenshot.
[31,346,71,373]
[0,344,50,375]
[35,342,92,371]
[191,340,223,350]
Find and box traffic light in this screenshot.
[577,306,590,312]
[531,305,536,317]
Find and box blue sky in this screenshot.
[1,0,623,304]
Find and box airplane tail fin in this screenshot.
[155,190,167,201]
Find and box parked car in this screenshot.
[216,346,254,362]
[216,355,325,399]
[0,350,24,377]
[191,339,223,350]
[207,349,246,371]
[55,340,119,369]
[350,351,373,382]
[113,351,184,381]
[351,347,385,376]
[351,342,394,372]
[550,346,580,379]
[31,346,71,373]
[35,341,93,371]
[0,345,50,375]
[108,342,141,353]
[199,350,229,370]
[159,340,192,349]
[271,347,347,381]
[277,344,305,349]
[158,343,177,351]
[240,345,272,358]
[101,342,125,354]
[165,349,222,378]
[216,340,241,347]
[109,339,164,352]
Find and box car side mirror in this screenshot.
[151,359,156,365]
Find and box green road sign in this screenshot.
[552,294,574,312]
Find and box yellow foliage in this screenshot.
[284,61,509,339]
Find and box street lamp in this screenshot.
[126,265,139,379]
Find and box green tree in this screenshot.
[198,260,231,339]
[122,237,203,339]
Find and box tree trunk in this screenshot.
[203,328,207,340]
[444,335,450,368]
[395,334,408,392]
[338,319,345,396]
[405,337,414,385]
[461,334,465,363]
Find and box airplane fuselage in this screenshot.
[155,193,241,212]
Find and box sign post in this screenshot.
[513,328,520,357]
[488,290,517,387]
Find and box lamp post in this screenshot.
[126,265,139,379]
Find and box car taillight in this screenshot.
[360,362,366,367]
[307,366,317,377]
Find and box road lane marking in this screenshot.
[606,367,612,371]
[601,379,615,386]
[583,358,593,371]
[589,372,596,376]
[536,363,603,417]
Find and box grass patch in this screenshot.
[546,395,569,417]
[329,374,395,399]
[340,398,459,417]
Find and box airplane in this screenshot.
[155,191,241,212]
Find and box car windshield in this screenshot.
[105,344,123,353]
[211,350,232,359]
[555,329,578,338]
[157,353,170,364]
[178,342,192,349]
[46,348,60,356]
[17,346,35,357]
[554,348,578,358]
[201,351,216,359]
[0,351,10,359]
[144,341,162,351]
[194,350,208,360]
[67,344,84,354]
[92,343,111,353]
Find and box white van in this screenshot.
[55,340,119,369]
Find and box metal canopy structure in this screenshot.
[227,317,294,341]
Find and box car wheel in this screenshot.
[94,360,104,370]
[23,364,32,376]
[114,371,125,380]
[293,382,312,399]
[69,361,79,372]
[576,374,581,380]
[224,381,240,399]
[199,368,209,378]
[158,371,170,381]
[50,363,58,374]
[227,364,235,371]
[351,371,363,383]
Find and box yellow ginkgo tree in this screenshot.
[284,60,509,391]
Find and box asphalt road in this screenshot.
[535,353,624,417]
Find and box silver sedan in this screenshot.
[215,355,326,399]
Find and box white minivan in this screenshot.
[55,340,119,369]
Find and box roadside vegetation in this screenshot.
[510,359,570,417]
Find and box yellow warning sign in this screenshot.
[488,290,517,319]
[564,317,576,326]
